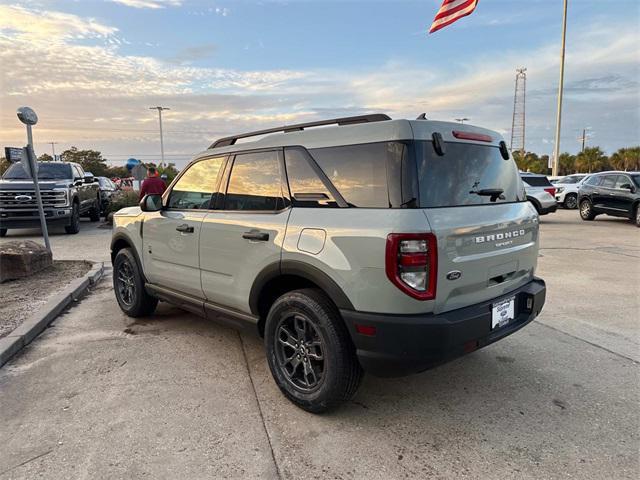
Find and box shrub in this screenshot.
[106,190,140,216]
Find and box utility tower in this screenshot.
[510,67,527,154]
[577,128,591,152]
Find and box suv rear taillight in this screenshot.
[544,187,556,197]
[385,233,437,300]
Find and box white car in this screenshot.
[553,174,589,209]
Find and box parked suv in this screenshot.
[552,173,589,209]
[578,171,640,226]
[520,173,557,215]
[0,161,101,237]
[111,115,546,412]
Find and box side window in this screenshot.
[601,175,616,188]
[167,156,225,209]
[614,175,632,189]
[586,175,601,186]
[309,143,390,208]
[284,148,337,208]
[72,165,82,179]
[224,151,282,211]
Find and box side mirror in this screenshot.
[620,183,635,192]
[139,194,162,212]
[84,173,95,184]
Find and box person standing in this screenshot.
[139,166,166,200]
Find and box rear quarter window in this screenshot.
[309,143,391,208]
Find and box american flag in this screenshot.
[429,0,479,34]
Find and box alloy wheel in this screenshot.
[116,258,136,307]
[565,195,577,209]
[275,313,325,392]
[580,201,591,218]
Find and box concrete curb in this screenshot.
[0,261,105,368]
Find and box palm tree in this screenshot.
[575,147,607,173]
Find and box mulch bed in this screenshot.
[0,260,92,339]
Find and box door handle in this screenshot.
[242,231,269,241]
[176,223,194,233]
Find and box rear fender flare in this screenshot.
[249,260,354,316]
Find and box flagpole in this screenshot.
[552,0,568,176]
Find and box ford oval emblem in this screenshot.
[15,195,33,202]
[446,270,462,281]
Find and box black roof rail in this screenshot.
[209,113,391,149]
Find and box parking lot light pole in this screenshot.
[149,106,169,169]
[17,107,51,253]
[552,0,568,177]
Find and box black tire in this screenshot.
[564,193,578,210]
[633,204,640,227]
[579,198,596,221]
[0,228,7,237]
[89,198,100,222]
[113,248,158,317]
[65,202,80,234]
[264,288,363,413]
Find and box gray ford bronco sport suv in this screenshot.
[111,114,546,412]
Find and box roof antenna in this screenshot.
[416,113,427,120]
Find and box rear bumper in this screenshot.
[0,209,72,229]
[341,278,546,377]
[539,203,557,215]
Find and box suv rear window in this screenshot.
[521,175,552,187]
[415,141,523,208]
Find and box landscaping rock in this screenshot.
[0,240,52,283]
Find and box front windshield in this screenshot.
[3,162,73,180]
[557,175,584,184]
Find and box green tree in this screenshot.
[38,153,53,162]
[0,157,9,175]
[558,152,576,175]
[514,151,548,174]
[159,163,179,183]
[575,146,608,173]
[61,146,110,176]
[106,165,129,178]
[610,147,640,171]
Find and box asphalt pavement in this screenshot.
[0,210,638,479]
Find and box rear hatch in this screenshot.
[414,140,539,314]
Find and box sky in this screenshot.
[0,0,638,168]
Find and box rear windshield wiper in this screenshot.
[469,188,505,202]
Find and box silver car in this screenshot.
[520,173,558,215]
[111,114,547,412]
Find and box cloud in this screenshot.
[0,5,637,165]
[109,0,182,9]
[166,44,218,65]
[0,5,116,41]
